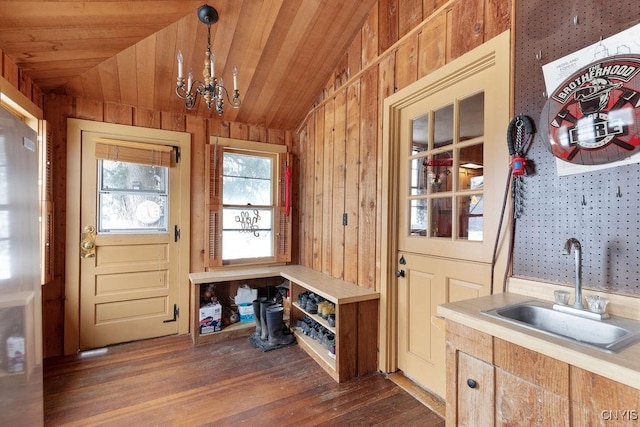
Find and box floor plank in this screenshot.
[44,335,444,426]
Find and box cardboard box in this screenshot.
[199,303,222,334]
[238,303,254,323]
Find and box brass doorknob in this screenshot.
[81,225,97,258]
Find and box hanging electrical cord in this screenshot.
[490,115,535,294]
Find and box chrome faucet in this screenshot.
[562,238,584,309]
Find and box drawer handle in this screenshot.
[467,379,477,389]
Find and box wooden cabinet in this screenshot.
[456,352,494,426]
[189,265,380,383]
[446,320,588,427]
[445,319,495,426]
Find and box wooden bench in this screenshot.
[189,265,380,382]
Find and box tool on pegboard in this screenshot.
[506,115,535,219]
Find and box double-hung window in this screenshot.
[205,137,291,267]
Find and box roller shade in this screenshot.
[94,137,174,167]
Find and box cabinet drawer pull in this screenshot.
[466,378,477,389]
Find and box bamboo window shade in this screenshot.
[94,137,174,167]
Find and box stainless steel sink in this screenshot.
[482,300,640,353]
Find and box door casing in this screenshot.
[379,31,512,375]
[65,118,191,355]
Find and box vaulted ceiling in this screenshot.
[0,1,377,129]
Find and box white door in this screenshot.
[393,33,511,398]
[66,120,191,352]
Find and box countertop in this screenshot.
[437,291,640,391]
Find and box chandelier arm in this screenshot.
[218,85,242,109]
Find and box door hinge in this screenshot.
[163,304,179,323]
[174,146,181,164]
[174,225,180,242]
[342,213,348,226]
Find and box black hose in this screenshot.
[490,167,513,295]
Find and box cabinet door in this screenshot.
[570,367,640,426]
[457,352,494,426]
[495,368,569,426]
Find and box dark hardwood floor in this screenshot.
[44,334,445,426]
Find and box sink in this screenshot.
[481,300,640,353]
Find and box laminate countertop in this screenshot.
[437,292,640,391]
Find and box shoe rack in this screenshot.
[189,265,380,382]
[283,265,380,383]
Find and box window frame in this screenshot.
[205,137,291,268]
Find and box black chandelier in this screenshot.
[175,4,241,114]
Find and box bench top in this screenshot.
[189,264,379,305]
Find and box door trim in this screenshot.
[378,31,511,373]
[65,119,191,355]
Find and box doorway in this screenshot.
[65,119,191,353]
[380,31,511,398]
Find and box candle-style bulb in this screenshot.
[177,50,184,79]
[233,67,238,91]
[188,69,193,91]
[210,52,215,78]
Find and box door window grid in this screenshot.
[409,92,485,241]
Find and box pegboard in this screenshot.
[512,1,640,296]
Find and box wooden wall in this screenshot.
[296,0,511,290]
[39,95,296,357]
[0,47,44,110]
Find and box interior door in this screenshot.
[394,37,510,398]
[78,131,181,349]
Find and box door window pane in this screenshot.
[410,157,428,195]
[434,104,453,148]
[431,197,452,238]
[458,195,483,241]
[458,144,484,191]
[98,160,168,233]
[101,160,166,192]
[428,151,453,194]
[459,92,484,141]
[412,114,429,153]
[410,199,428,236]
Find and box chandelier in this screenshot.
[175,4,241,114]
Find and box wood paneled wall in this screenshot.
[1,48,44,109]
[39,96,295,357]
[296,0,511,289]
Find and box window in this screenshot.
[98,161,168,233]
[93,138,173,234]
[205,138,291,267]
[409,91,485,241]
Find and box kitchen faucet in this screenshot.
[562,238,584,309]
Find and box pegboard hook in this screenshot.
[616,186,622,198]
[581,195,587,206]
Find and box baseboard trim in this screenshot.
[387,371,446,419]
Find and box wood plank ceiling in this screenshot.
[0,1,377,129]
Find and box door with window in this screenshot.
[390,33,510,398]
[66,120,190,352]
